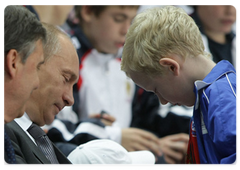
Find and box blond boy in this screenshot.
[121,6,236,164]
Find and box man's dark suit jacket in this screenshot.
[5,120,71,164]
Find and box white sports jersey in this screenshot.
[78,49,135,128]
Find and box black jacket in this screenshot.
[5,121,71,164]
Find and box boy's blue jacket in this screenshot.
[192,60,236,164]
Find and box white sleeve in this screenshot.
[105,126,122,144]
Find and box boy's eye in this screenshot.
[113,16,126,23]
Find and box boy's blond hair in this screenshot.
[121,6,210,78]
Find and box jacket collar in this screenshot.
[11,121,51,163]
[193,60,235,110]
[195,60,235,91]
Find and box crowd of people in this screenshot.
[4,5,236,165]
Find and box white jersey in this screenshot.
[78,49,135,128]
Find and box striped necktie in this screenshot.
[27,123,59,164]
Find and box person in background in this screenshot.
[190,5,236,67]
[25,5,74,26]
[5,22,79,164]
[4,5,46,164]
[137,5,194,14]
[121,6,236,164]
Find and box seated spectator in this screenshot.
[25,5,74,26]
[4,5,46,164]
[4,5,46,124]
[190,5,236,67]
[5,22,79,164]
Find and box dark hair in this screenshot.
[4,5,46,63]
[75,5,139,23]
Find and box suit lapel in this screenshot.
[8,121,71,164]
[10,121,51,164]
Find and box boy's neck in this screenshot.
[187,55,216,82]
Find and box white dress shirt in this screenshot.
[14,112,37,145]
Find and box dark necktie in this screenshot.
[4,131,16,164]
[27,123,59,164]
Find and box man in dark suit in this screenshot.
[4,5,46,164]
[5,121,70,164]
[5,22,79,164]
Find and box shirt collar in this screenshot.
[14,112,32,132]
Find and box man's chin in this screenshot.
[45,116,56,125]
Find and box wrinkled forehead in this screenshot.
[60,54,79,83]
[52,38,79,83]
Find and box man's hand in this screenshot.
[89,113,116,126]
[159,133,189,164]
[121,128,162,158]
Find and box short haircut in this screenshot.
[121,6,210,78]
[75,5,139,23]
[41,22,73,61]
[4,5,46,63]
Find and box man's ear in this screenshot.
[159,58,180,76]
[5,49,20,78]
[81,6,93,23]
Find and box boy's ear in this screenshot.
[159,58,180,76]
[5,49,20,78]
[81,6,93,22]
